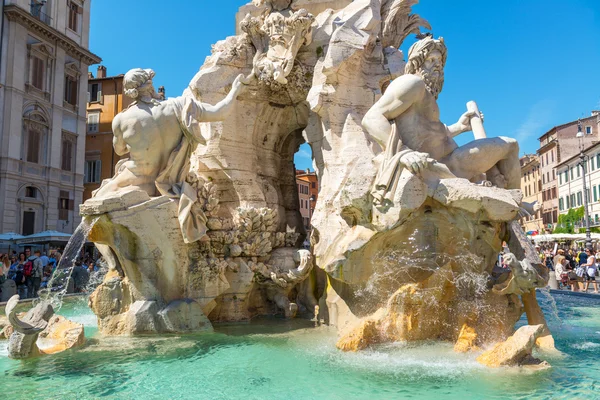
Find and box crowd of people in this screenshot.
[538,245,600,293]
[0,248,104,300]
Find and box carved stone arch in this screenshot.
[22,101,51,124]
[16,183,46,203]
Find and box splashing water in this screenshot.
[35,216,99,310]
[538,287,562,324]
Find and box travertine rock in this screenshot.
[37,315,85,354]
[158,299,212,333]
[476,324,549,369]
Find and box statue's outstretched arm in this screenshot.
[201,74,246,122]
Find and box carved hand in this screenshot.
[400,151,432,175]
[456,110,484,133]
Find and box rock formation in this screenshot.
[4,295,84,359]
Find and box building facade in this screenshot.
[537,113,599,232]
[519,154,543,234]
[557,141,600,227]
[296,171,311,231]
[0,1,100,235]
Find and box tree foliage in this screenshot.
[553,207,584,234]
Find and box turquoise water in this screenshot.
[0,293,599,399]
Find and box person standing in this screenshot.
[39,252,49,268]
[582,248,598,293]
[28,250,43,298]
[14,252,27,298]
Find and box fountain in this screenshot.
[1,1,582,396]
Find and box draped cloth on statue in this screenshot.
[371,122,413,204]
[155,95,208,244]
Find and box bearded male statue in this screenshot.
[362,36,521,206]
[92,68,245,243]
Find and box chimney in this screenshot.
[592,110,600,117]
[97,65,107,78]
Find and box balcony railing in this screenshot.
[30,5,52,25]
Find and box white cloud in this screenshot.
[514,99,557,144]
[296,149,312,159]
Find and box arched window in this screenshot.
[22,107,49,165]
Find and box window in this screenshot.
[25,187,37,198]
[546,153,548,165]
[577,191,582,206]
[552,187,556,199]
[559,198,563,211]
[84,160,102,183]
[87,112,99,133]
[542,174,545,184]
[571,194,576,207]
[566,195,570,209]
[58,190,73,221]
[595,186,598,202]
[68,2,79,32]
[551,151,554,163]
[592,157,595,171]
[586,126,592,135]
[577,165,581,178]
[26,128,41,163]
[565,170,569,182]
[559,173,562,185]
[88,83,101,103]
[312,182,316,189]
[61,134,75,171]
[64,75,78,106]
[552,170,555,181]
[547,172,550,182]
[31,56,45,90]
[552,210,557,223]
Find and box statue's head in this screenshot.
[252,0,292,11]
[123,68,159,100]
[405,36,447,99]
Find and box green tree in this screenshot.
[553,206,584,234]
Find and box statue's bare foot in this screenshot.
[486,170,507,189]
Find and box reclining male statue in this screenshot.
[92,68,245,242]
[362,36,524,208]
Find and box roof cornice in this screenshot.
[4,4,101,65]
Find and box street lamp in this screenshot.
[576,119,592,250]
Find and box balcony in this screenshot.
[30,5,52,25]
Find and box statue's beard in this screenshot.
[418,68,444,99]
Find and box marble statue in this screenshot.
[241,0,314,85]
[252,249,315,317]
[93,68,246,243]
[362,35,520,206]
[5,295,84,359]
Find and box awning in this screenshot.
[528,233,600,243]
[15,230,72,245]
[0,232,25,246]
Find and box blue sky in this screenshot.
[89,0,600,171]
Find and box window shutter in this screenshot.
[68,199,74,210]
[98,90,102,104]
[94,160,101,182]
[84,160,89,182]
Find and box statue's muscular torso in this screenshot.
[97,99,185,196]
[383,74,458,160]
